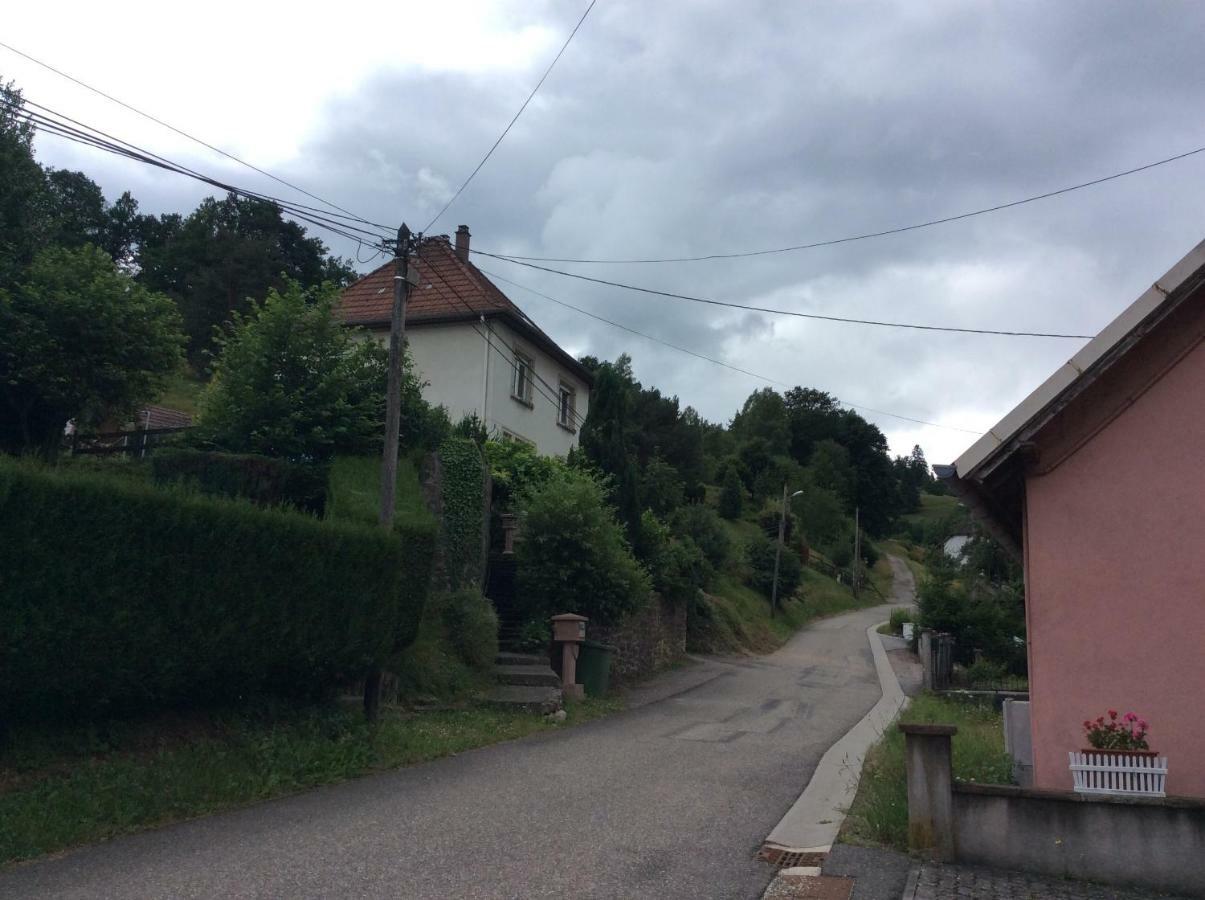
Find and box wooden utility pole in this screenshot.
[365,223,413,721]
[379,223,413,528]
[770,483,788,617]
[852,506,861,598]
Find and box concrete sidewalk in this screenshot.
[0,604,896,900]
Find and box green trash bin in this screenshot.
[576,640,614,697]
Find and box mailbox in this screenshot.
[550,613,588,700]
[551,613,587,643]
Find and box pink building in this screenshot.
[940,239,1205,798]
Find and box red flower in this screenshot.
[1108,710,1118,719]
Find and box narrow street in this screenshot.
[0,599,903,900]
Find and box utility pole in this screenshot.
[770,483,787,617]
[379,223,413,528]
[366,223,414,721]
[852,506,861,598]
[770,485,804,616]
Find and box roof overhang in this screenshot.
[938,237,1205,559]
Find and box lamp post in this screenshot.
[771,485,805,616]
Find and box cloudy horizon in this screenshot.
[7,0,1204,464]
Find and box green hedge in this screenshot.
[438,438,487,591]
[326,455,437,654]
[0,459,403,723]
[151,448,328,516]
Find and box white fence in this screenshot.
[1069,751,1167,797]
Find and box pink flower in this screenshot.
[1108,710,1118,719]
[1139,720,1148,730]
[1124,712,1137,722]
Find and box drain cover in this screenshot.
[765,874,854,900]
[756,845,827,869]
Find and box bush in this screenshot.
[669,503,730,572]
[439,589,499,671]
[636,511,709,605]
[917,569,1027,674]
[325,454,436,654]
[516,470,651,626]
[745,533,802,602]
[886,608,913,635]
[437,438,488,591]
[718,467,743,519]
[151,448,328,515]
[0,459,408,723]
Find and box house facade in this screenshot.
[337,227,592,456]
[938,238,1205,798]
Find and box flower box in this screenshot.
[1069,749,1167,797]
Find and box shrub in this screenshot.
[756,502,795,544]
[917,569,1027,674]
[516,470,651,626]
[439,589,499,672]
[640,456,684,518]
[437,438,488,591]
[886,608,914,635]
[0,459,408,723]
[745,533,802,602]
[668,504,730,572]
[718,467,743,519]
[151,448,328,515]
[325,454,436,654]
[636,511,709,605]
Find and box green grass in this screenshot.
[841,694,1013,850]
[900,493,961,527]
[153,367,206,416]
[689,512,880,654]
[0,695,618,868]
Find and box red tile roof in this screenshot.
[141,405,193,429]
[337,236,592,384]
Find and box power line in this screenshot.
[0,40,391,230]
[5,97,393,250]
[423,0,598,232]
[473,251,1095,339]
[477,143,1205,264]
[478,266,982,435]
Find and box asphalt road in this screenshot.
[0,603,896,900]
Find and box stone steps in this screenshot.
[484,685,563,714]
[488,652,563,712]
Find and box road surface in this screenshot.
[0,601,904,899]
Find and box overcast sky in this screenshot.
[6,1,1205,463]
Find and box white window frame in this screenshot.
[511,348,534,407]
[557,381,577,431]
[501,428,535,448]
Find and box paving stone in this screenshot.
[905,863,1189,900]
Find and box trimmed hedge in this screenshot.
[437,438,487,591]
[0,459,403,723]
[325,455,437,655]
[151,448,328,516]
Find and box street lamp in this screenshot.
[770,486,805,616]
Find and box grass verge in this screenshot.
[841,693,1012,851]
[0,695,618,868]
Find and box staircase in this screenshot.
[487,651,563,713]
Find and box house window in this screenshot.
[558,382,576,431]
[511,349,534,406]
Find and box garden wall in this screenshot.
[592,595,687,684]
[953,783,1205,896]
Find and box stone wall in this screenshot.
[592,595,687,684]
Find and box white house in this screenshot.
[337,227,592,456]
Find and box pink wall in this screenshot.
[1025,338,1205,797]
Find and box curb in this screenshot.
[761,618,910,855]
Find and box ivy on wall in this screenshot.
[437,437,488,591]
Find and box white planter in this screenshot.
[1069,750,1167,797]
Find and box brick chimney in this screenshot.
[454,225,471,263]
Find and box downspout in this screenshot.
[480,315,490,426]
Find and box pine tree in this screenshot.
[718,467,743,520]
